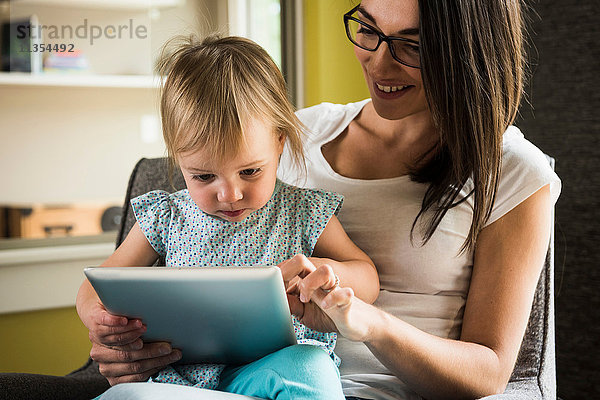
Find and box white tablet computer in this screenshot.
[84,266,297,365]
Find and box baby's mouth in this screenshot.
[220,209,245,218]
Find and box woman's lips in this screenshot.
[373,81,413,99]
[220,209,246,218]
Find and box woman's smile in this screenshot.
[373,80,415,99]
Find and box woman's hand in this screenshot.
[77,284,182,385]
[81,300,182,385]
[75,223,179,385]
[301,268,376,342]
[280,255,377,342]
[81,298,146,347]
[90,340,182,385]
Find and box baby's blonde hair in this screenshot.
[157,34,305,176]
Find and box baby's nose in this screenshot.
[217,185,243,203]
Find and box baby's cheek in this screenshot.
[253,184,275,209]
[190,193,213,214]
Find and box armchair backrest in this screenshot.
[506,156,556,398]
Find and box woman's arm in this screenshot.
[302,184,552,400]
[76,222,182,385]
[278,215,379,304]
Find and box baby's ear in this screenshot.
[277,132,286,153]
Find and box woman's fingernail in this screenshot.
[159,344,172,355]
[170,350,182,361]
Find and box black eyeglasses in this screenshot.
[343,4,421,69]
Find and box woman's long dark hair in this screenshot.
[412,0,526,252]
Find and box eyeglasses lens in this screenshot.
[346,18,379,51]
[345,15,420,68]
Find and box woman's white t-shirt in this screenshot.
[278,99,561,400]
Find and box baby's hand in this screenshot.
[83,299,146,347]
[277,254,317,293]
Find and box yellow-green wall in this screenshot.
[303,0,369,107]
[0,307,91,375]
[0,1,369,377]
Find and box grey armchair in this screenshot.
[0,157,556,400]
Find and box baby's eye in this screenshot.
[192,174,215,182]
[240,168,261,177]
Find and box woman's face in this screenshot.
[354,0,429,121]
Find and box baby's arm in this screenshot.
[76,222,159,347]
[281,215,379,304]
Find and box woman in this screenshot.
[87,0,560,399]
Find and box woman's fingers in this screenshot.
[105,366,166,386]
[111,338,145,352]
[295,299,338,333]
[91,341,182,385]
[298,264,338,303]
[98,309,129,327]
[315,287,374,342]
[90,312,146,346]
[90,341,175,364]
[96,311,142,331]
[89,326,147,347]
[320,286,354,310]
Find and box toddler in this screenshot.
[77,35,379,400]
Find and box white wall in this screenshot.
[0,0,227,206]
[0,85,164,204]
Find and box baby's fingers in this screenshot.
[286,276,301,295]
[298,264,338,303]
[278,255,317,283]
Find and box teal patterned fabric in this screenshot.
[131,179,343,388]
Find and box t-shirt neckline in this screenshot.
[314,99,411,185]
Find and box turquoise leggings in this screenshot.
[98,345,344,400]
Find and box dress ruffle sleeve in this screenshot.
[301,189,344,254]
[130,190,173,257]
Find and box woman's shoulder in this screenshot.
[296,99,370,140]
[485,126,561,226]
[502,126,551,166]
[500,126,559,187]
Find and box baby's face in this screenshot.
[178,118,284,222]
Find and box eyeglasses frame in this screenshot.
[343,4,421,69]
